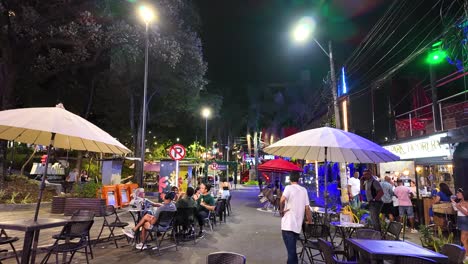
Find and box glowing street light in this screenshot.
[137,4,156,186]
[291,17,341,129]
[201,107,211,182]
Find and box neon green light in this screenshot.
[426,50,447,64]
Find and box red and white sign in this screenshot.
[209,162,219,170]
[169,144,186,161]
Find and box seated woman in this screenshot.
[171,186,184,202]
[219,177,231,199]
[123,191,177,250]
[429,182,453,223]
[130,188,162,215]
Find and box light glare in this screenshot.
[138,5,155,23]
[292,17,316,43]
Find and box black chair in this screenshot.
[441,243,466,264]
[0,229,20,264]
[226,195,232,216]
[41,220,94,264]
[68,210,95,259]
[318,238,357,264]
[355,229,381,240]
[206,251,246,264]
[175,207,197,244]
[395,255,437,264]
[203,211,214,232]
[300,223,333,263]
[141,210,178,255]
[214,199,226,223]
[94,205,129,248]
[383,221,403,240]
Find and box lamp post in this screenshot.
[292,17,341,129]
[201,107,211,183]
[138,5,155,186]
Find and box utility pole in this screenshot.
[329,41,341,129]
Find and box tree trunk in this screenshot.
[20,147,37,176]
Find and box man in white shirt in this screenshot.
[280,171,312,264]
[348,172,361,208]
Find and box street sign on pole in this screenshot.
[169,144,186,188]
[169,144,186,161]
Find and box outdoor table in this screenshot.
[330,222,364,247]
[0,218,69,264]
[345,238,449,264]
[309,206,337,214]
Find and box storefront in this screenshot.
[381,132,454,225]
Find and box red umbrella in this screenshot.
[258,158,302,172]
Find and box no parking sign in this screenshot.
[169,144,186,161]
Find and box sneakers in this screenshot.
[122,227,135,239]
[410,228,418,234]
[135,243,147,250]
[197,230,205,238]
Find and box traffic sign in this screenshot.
[169,144,186,160]
[209,162,219,170]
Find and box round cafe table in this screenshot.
[330,221,365,247]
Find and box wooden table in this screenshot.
[346,238,449,263]
[0,218,69,264]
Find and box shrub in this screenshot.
[72,182,102,198]
[243,180,259,186]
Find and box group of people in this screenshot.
[122,182,225,250]
[279,170,468,264]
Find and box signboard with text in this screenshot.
[383,133,450,160]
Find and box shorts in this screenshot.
[458,216,468,231]
[381,202,394,217]
[398,206,414,218]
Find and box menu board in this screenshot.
[107,191,116,206]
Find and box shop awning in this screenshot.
[258,158,302,172]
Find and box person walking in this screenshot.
[279,171,312,264]
[394,179,418,233]
[361,169,384,231]
[347,172,361,208]
[452,188,468,259]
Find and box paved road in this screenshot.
[0,186,422,264]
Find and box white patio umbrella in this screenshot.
[0,104,132,221]
[264,127,399,221]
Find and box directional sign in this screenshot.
[169,144,186,161]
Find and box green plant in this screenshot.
[72,182,102,198]
[418,225,453,252]
[0,190,6,200]
[243,180,258,186]
[350,205,370,224]
[21,193,32,204]
[7,192,19,204]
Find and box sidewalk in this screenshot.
[0,188,426,264]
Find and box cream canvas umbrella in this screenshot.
[0,104,131,221]
[264,127,399,221]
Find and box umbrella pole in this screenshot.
[324,146,328,223]
[33,133,55,222]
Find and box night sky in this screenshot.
[195,0,390,89]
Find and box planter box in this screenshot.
[51,196,67,214]
[64,198,106,216]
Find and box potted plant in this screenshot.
[63,182,105,216]
[418,225,453,252]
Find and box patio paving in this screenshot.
[0,185,424,264]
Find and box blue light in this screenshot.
[341,67,347,94]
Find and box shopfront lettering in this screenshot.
[384,133,450,160]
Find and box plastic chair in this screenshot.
[175,207,197,244]
[355,229,381,240]
[300,223,333,263]
[0,229,20,264]
[41,220,94,264]
[206,251,246,264]
[383,221,403,240]
[214,199,226,223]
[395,255,437,264]
[441,243,466,264]
[94,205,129,248]
[141,210,178,255]
[318,238,357,264]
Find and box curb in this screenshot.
[0,202,51,211]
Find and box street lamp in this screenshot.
[291,16,341,129]
[138,5,156,186]
[201,107,211,182]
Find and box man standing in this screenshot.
[280,171,312,264]
[347,172,361,208]
[361,169,384,231]
[381,176,395,222]
[394,179,418,233]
